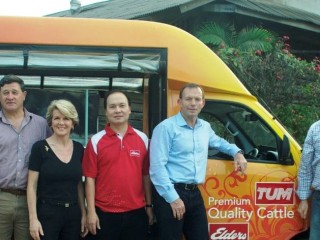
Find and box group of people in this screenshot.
[0,74,247,240]
[2,72,318,240]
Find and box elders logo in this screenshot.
[255,182,295,205]
[210,223,248,240]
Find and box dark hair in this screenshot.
[0,74,26,92]
[104,90,131,109]
[179,83,205,99]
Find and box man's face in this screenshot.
[0,82,26,113]
[105,92,131,126]
[178,87,205,119]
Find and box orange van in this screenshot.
[0,16,308,239]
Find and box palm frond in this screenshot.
[236,28,276,52]
[194,21,234,47]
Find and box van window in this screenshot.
[200,101,279,162]
[0,44,168,144]
[23,83,146,145]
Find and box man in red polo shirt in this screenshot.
[83,90,153,240]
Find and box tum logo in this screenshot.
[255,182,295,205]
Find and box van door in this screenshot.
[199,100,304,239]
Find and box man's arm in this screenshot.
[208,125,247,174]
[149,124,180,203]
[297,125,316,200]
[27,170,43,240]
[143,175,154,224]
[85,177,100,235]
[149,123,185,220]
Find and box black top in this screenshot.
[29,140,84,203]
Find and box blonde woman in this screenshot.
[27,99,87,240]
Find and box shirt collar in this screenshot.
[176,112,202,128]
[105,123,135,136]
[0,108,32,124]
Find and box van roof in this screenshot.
[0,16,252,97]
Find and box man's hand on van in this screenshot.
[170,198,185,220]
[234,151,247,174]
[298,200,308,219]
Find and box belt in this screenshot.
[40,199,78,208]
[174,183,198,191]
[0,188,26,196]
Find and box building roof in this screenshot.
[226,0,320,32]
[48,0,320,33]
[49,0,193,19]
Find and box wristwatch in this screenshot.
[145,204,154,208]
[237,150,244,155]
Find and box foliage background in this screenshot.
[193,22,320,144]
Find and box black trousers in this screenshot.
[93,207,148,240]
[37,201,81,240]
[153,185,209,240]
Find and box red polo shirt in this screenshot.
[82,124,149,213]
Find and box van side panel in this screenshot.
[168,89,305,239]
[0,16,306,239]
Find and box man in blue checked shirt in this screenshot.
[297,120,320,240]
[149,83,247,240]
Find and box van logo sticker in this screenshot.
[255,182,295,205]
[209,223,248,240]
[130,150,140,157]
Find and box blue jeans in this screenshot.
[310,190,320,240]
[153,185,209,240]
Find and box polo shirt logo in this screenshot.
[130,150,140,157]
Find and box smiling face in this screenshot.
[178,86,205,123]
[0,82,26,114]
[50,109,74,137]
[105,92,131,127]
